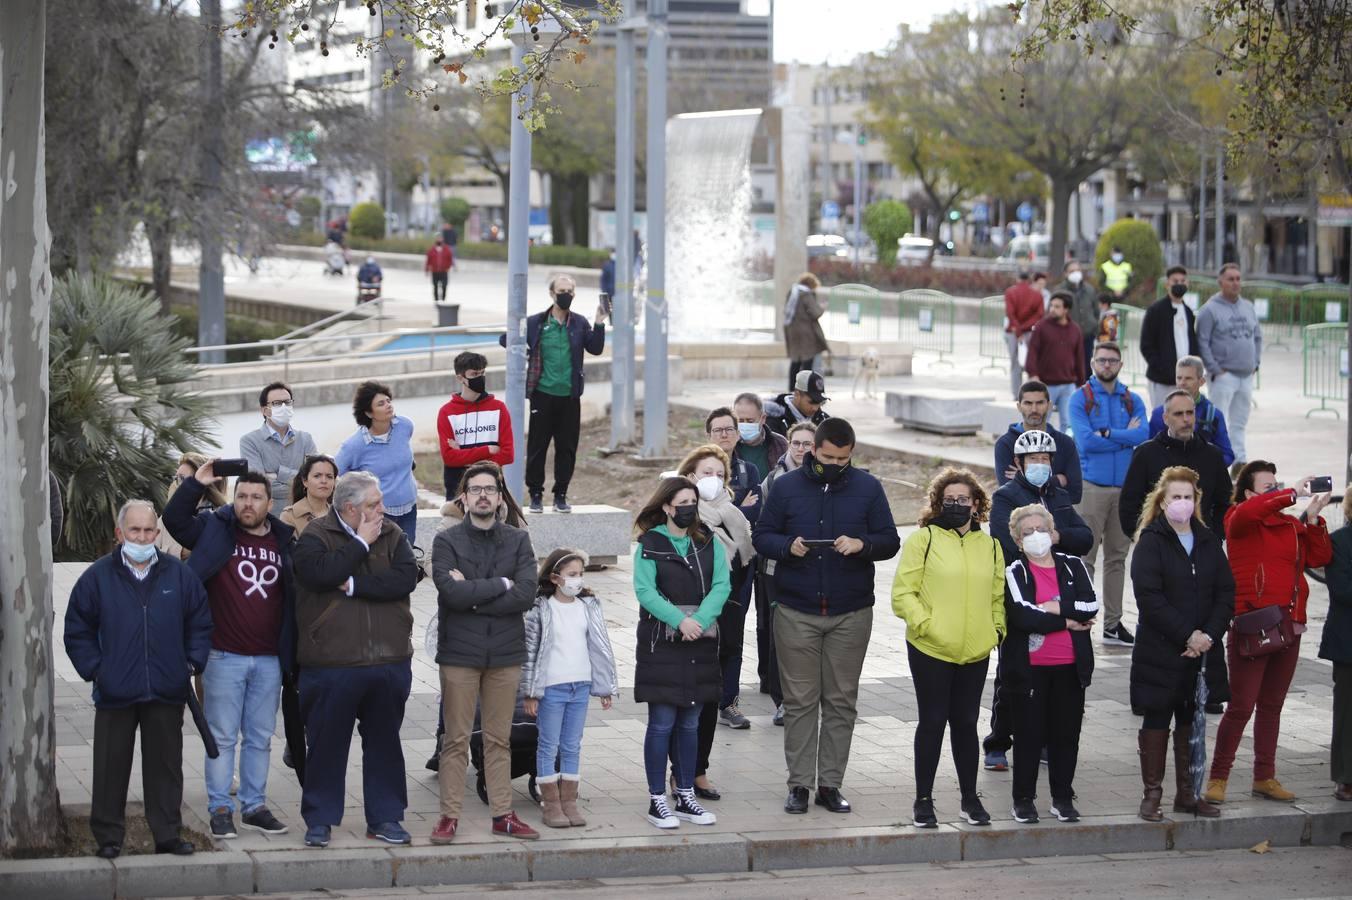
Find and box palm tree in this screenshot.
[49,274,216,560]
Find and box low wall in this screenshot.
[670,339,913,381]
[116,277,332,328]
[278,244,601,289]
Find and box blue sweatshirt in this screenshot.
[335,415,419,513]
[1068,379,1149,488]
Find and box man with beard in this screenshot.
[994,381,1083,504]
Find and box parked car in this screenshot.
[806,233,851,259]
[998,233,1050,269]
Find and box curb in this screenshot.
[5,805,1349,898]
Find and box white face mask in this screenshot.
[559,576,584,597]
[696,475,722,501]
[269,404,294,426]
[1021,530,1053,558]
[1111,253,1124,264]
[1067,270,1083,285]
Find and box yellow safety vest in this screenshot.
[1101,259,1132,293]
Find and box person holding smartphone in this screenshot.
[1205,463,1333,804]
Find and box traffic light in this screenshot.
[948,209,961,221]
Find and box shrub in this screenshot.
[808,257,1016,297]
[439,197,471,230]
[863,200,913,267]
[168,306,291,363]
[348,201,386,240]
[1093,219,1163,305]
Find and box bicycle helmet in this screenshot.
[1013,429,1057,457]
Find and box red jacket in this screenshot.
[435,392,514,470]
[1024,316,1085,387]
[1004,282,1044,336]
[1224,488,1333,622]
[425,244,454,274]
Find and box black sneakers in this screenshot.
[528,493,544,514]
[673,790,716,825]
[961,795,992,826]
[1103,623,1135,646]
[210,807,237,839]
[647,794,679,829]
[241,807,288,834]
[553,495,572,513]
[913,797,938,828]
[1012,798,1040,823]
[1050,799,1081,822]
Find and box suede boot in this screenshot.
[559,778,586,826]
[1138,728,1169,822]
[1172,726,1220,817]
[538,780,570,828]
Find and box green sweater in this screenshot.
[632,525,730,629]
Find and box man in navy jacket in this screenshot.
[754,418,900,816]
[994,380,1083,503]
[64,500,213,859]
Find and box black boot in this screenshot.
[425,732,442,772]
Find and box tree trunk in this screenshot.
[549,173,568,247]
[0,0,64,856]
[197,0,226,362]
[1048,177,1074,278]
[569,174,589,249]
[147,216,175,316]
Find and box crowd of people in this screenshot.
[60,264,1350,859]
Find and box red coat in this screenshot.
[1004,282,1044,336]
[425,244,454,273]
[435,392,514,470]
[1223,488,1333,622]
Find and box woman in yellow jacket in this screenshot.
[892,468,1006,829]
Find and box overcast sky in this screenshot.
[768,0,978,64]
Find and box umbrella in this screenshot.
[280,672,306,786]
[1188,658,1209,809]
[186,688,219,759]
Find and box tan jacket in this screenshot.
[280,495,330,536]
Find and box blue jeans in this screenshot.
[1047,382,1074,434]
[535,681,591,779]
[203,650,282,814]
[644,703,700,795]
[385,510,418,547]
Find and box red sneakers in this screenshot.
[429,816,458,844]
[491,810,539,840]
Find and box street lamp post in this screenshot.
[642,0,669,457]
[611,12,636,448]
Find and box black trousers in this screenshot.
[909,643,988,800]
[755,572,782,705]
[431,271,448,303]
[525,391,581,497]
[982,647,1013,754]
[1142,703,1195,730]
[1010,664,1084,804]
[91,702,185,847]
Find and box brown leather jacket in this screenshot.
[291,509,417,668]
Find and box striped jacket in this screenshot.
[1001,552,1099,689]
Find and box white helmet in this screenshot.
[1013,429,1057,456]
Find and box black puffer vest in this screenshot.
[633,530,722,706]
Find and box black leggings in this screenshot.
[1142,703,1195,730]
[909,643,989,801]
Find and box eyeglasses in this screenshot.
[466,485,500,497]
[267,399,293,408]
[942,497,973,508]
[789,440,814,450]
[709,426,737,437]
[1092,357,1122,366]
[1018,526,1050,536]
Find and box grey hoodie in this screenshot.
[1196,293,1263,378]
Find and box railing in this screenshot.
[897,289,955,367]
[272,297,387,345]
[823,283,884,341]
[1302,322,1348,417]
[978,295,1008,375]
[1111,303,1145,387]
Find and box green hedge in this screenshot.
[285,230,607,268]
[169,306,291,363]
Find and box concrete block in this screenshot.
[747,825,962,871]
[112,853,253,898]
[1296,801,1352,846]
[526,834,747,881]
[390,844,530,887]
[251,848,393,894]
[980,401,1018,437]
[885,389,998,435]
[1169,806,1309,851]
[959,816,1169,861]
[415,505,632,563]
[0,857,113,900]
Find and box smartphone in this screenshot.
[214,458,249,478]
[1309,475,1334,494]
[801,539,836,549]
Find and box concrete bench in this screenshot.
[414,505,633,567]
[885,388,999,436]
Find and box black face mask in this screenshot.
[1169,283,1188,299]
[933,505,972,531]
[465,375,487,394]
[554,291,574,310]
[811,457,850,483]
[670,504,698,528]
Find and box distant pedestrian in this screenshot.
[755,418,900,817]
[1054,260,1098,374]
[1069,341,1149,647]
[64,500,212,859]
[891,468,1004,828]
[1003,504,1098,825]
[280,454,337,536]
[335,381,419,544]
[600,248,616,303]
[1147,356,1235,466]
[1206,464,1332,805]
[1100,245,1134,301]
[522,549,618,829]
[291,471,420,848]
[240,382,317,516]
[1319,493,1352,802]
[1139,266,1200,408]
[440,221,458,247]
[633,477,729,830]
[1196,263,1262,464]
[783,273,829,390]
[429,462,539,843]
[1097,293,1120,343]
[436,351,514,500]
[994,380,1083,503]
[764,370,831,437]
[425,234,455,303]
[1129,466,1233,821]
[1023,292,1086,432]
[508,275,607,514]
[1004,272,1045,399]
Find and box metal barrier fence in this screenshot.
[744,282,779,332]
[979,295,1008,374]
[1299,283,1348,330]
[1243,280,1303,349]
[1302,322,1348,417]
[897,289,955,365]
[824,283,884,341]
[1111,303,1145,387]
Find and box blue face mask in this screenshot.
[122,540,157,564]
[737,423,760,442]
[1024,463,1052,487]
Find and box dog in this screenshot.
[852,347,881,400]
